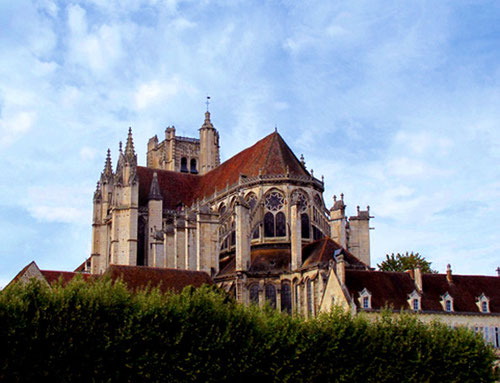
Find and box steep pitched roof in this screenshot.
[345,270,416,310]
[421,273,500,313]
[137,132,309,208]
[137,167,200,209]
[40,270,93,286]
[345,269,500,314]
[105,265,213,293]
[302,237,368,269]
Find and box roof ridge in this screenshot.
[318,237,329,262]
[262,132,280,174]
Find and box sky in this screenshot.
[1,0,499,287]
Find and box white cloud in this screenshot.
[0,111,36,147]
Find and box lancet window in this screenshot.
[264,191,286,237]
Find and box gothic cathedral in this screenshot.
[90,111,372,315]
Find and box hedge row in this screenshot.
[0,277,497,382]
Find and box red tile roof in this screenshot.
[137,132,309,208]
[345,270,415,310]
[345,269,500,314]
[105,265,213,293]
[41,270,93,286]
[302,237,368,269]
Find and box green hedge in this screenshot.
[0,277,497,382]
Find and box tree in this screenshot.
[377,252,437,273]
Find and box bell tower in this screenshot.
[199,107,220,175]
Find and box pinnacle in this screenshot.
[148,172,163,201]
[125,127,135,156]
[103,148,112,176]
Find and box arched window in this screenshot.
[219,203,226,215]
[276,212,286,237]
[249,284,259,304]
[281,282,292,314]
[263,191,287,238]
[306,279,313,316]
[264,212,275,237]
[190,158,198,173]
[265,284,277,309]
[301,213,310,238]
[180,157,188,173]
[294,280,300,311]
[245,193,258,210]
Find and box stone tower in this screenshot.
[199,111,220,175]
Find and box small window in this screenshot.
[445,300,452,312]
[363,296,369,309]
[180,157,188,172]
[413,299,419,311]
[190,158,198,174]
[276,212,286,237]
[482,301,488,313]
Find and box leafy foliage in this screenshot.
[378,252,438,273]
[0,278,496,382]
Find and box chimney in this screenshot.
[414,267,423,292]
[446,264,453,284]
[336,254,345,286]
[496,267,500,277]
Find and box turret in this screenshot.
[329,194,347,248]
[347,205,372,266]
[199,111,220,175]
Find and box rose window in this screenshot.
[265,192,284,211]
[246,193,258,210]
[292,190,308,212]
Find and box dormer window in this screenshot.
[476,293,490,314]
[407,290,421,312]
[440,292,454,312]
[358,288,372,310]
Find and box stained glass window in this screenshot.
[246,193,258,210]
[265,192,284,211]
[276,212,286,237]
[307,279,313,316]
[249,284,259,304]
[264,212,275,237]
[265,284,277,309]
[301,213,310,238]
[292,190,308,212]
[281,282,292,314]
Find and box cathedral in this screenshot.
[9,107,500,348]
[89,110,372,314]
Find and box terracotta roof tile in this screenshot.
[345,270,416,310]
[346,270,500,314]
[302,237,368,269]
[105,265,213,293]
[137,132,309,208]
[41,270,93,286]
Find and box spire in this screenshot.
[148,172,163,201]
[103,149,113,179]
[93,181,102,201]
[124,127,136,161]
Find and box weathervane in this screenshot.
[206,95,211,112]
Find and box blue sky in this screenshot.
[1,0,499,287]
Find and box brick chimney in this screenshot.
[446,264,453,284]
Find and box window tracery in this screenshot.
[265,191,284,211]
[291,189,308,212]
[245,193,258,210]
